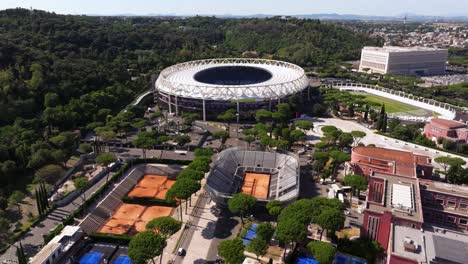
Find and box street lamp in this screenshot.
[235,113,239,138]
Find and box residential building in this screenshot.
[359,46,448,76]
[424,118,468,144]
[30,226,84,264]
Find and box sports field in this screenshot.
[99,203,173,235]
[241,173,271,199]
[127,175,176,199]
[352,92,419,113]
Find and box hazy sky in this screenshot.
[1,0,468,16]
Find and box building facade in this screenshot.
[424,118,468,144]
[359,46,448,76]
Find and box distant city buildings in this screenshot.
[359,46,448,76]
[424,118,468,144]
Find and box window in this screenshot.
[447,200,456,209]
[460,203,468,210]
[447,216,456,223]
[367,216,380,241]
[460,219,468,225]
[436,198,444,205]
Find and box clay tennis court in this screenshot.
[127,175,176,199]
[241,172,271,199]
[100,204,174,235]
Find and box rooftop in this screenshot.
[363,46,447,53]
[366,173,423,223]
[419,179,468,197]
[424,228,468,264]
[430,118,467,129]
[30,226,83,264]
[392,226,426,263]
[352,146,432,178]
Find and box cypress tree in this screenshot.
[40,183,49,209]
[364,105,369,121]
[36,188,43,216]
[382,114,388,133]
[16,243,27,264]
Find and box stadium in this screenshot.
[206,148,300,206]
[154,58,310,120]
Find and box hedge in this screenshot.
[89,233,132,244]
[122,196,177,207]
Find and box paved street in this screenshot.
[307,117,468,170]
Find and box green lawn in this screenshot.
[352,92,419,113]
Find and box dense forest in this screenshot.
[0,8,381,198]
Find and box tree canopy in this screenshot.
[128,231,166,264]
[145,216,181,238]
[227,193,257,223]
[307,241,337,264]
[218,238,245,264]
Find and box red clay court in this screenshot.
[127,175,177,200]
[241,172,271,199]
[99,203,173,235]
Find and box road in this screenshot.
[307,117,468,170]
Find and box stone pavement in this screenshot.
[0,170,118,263]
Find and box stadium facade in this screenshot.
[359,46,448,76]
[154,58,310,120]
[206,148,300,207]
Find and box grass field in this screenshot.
[351,92,419,113]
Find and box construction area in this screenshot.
[127,175,176,199]
[99,203,173,235]
[241,172,271,199]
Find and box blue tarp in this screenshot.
[114,256,132,264]
[297,257,318,264]
[80,252,103,264]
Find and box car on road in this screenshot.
[177,247,186,256]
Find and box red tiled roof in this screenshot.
[431,118,467,129]
[352,146,431,177]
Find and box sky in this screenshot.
[1,0,468,17]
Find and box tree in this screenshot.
[166,178,201,219]
[34,164,66,184]
[177,169,205,181]
[78,143,93,154]
[266,200,282,217]
[272,103,292,124]
[243,135,255,150]
[146,216,181,238]
[8,190,25,215]
[276,217,307,257]
[217,109,237,131]
[447,165,468,185]
[338,132,353,149]
[128,231,166,264]
[255,109,272,123]
[95,129,116,152]
[16,242,27,264]
[74,177,89,201]
[181,113,200,125]
[174,135,191,146]
[0,217,11,242]
[294,120,313,131]
[227,193,257,224]
[307,241,337,264]
[247,237,268,260]
[212,130,229,141]
[218,238,245,264]
[133,132,156,158]
[315,208,345,240]
[96,153,117,181]
[0,196,7,210]
[194,148,213,157]
[344,174,368,196]
[187,157,211,173]
[434,156,466,174]
[256,223,275,241]
[350,131,366,146]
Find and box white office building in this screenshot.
[359,46,448,76]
